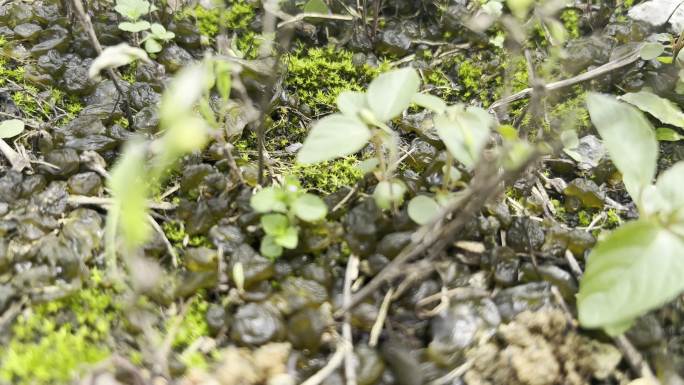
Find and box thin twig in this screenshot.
[0,138,30,171]
[368,287,393,348]
[489,46,642,111]
[300,339,350,385]
[276,12,354,28]
[67,195,176,210]
[342,255,359,385]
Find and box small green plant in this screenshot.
[250,176,328,259]
[114,0,175,54]
[115,0,157,32]
[577,92,684,335]
[296,67,494,222]
[105,59,231,267]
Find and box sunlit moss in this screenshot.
[291,157,363,193]
[0,271,117,384]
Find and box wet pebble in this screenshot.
[231,303,285,345]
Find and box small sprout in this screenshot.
[114,0,157,21]
[250,179,328,259]
[233,262,245,293]
[407,195,441,225]
[373,179,406,210]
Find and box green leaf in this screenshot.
[275,227,298,249]
[655,161,684,225]
[261,213,289,236]
[412,93,447,114]
[118,20,151,32]
[247,188,282,213]
[578,219,684,334]
[407,195,441,225]
[150,23,175,40]
[337,91,367,117]
[260,235,283,259]
[303,0,330,13]
[506,0,533,19]
[367,67,421,121]
[373,179,406,210]
[434,105,493,169]
[639,42,665,60]
[114,0,156,21]
[620,91,684,128]
[88,43,150,79]
[144,38,163,54]
[297,114,372,164]
[214,61,232,101]
[656,127,684,141]
[586,93,657,202]
[0,119,25,138]
[292,193,328,222]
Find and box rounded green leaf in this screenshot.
[144,38,162,54]
[337,91,368,117]
[587,93,657,202]
[293,193,328,222]
[373,179,406,210]
[275,226,298,249]
[297,114,371,164]
[303,0,330,13]
[0,119,25,138]
[261,213,289,236]
[260,235,283,259]
[412,93,446,114]
[656,127,684,141]
[118,20,151,32]
[250,187,286,213]
[619,91,684,128]
[639,42,664,60]
[407,195,441,225]
[578,220,684,334]
[367,67,420,121]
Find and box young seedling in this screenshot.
[296,67,494,223]
[250,176,328,259]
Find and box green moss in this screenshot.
[0,58,83,125]
[0,272,117,384]
[605,209,621,229]
[179,1,259,58]
[162,220,211,248]
[551,198,567,221]
[171,296,210,368]
[560,9,581,40]
[546,91,590,133]
[291,157,363,193]
[577,210,592,227]
[286,46,387,114]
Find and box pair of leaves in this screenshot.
[579,92,684,335]
[251,187,328,223]
[142,24,175,53]
[297,67,420,164]
[114,0,157,21]
[373,180,407,210]
[260,214,298,258]
[0,119,25,138]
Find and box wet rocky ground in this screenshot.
[0,0,683,384]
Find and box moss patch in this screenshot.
[0,272,117,384]
[291,157,363,193]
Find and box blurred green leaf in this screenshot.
[292,193,328,222]
[367,67,421,121]
[620,91,684,128]
[297,114,371,164]
[408,195,441,225]
[0,119,25,138]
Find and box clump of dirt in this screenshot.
[180,342,293,385]
[464,310,623,385]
